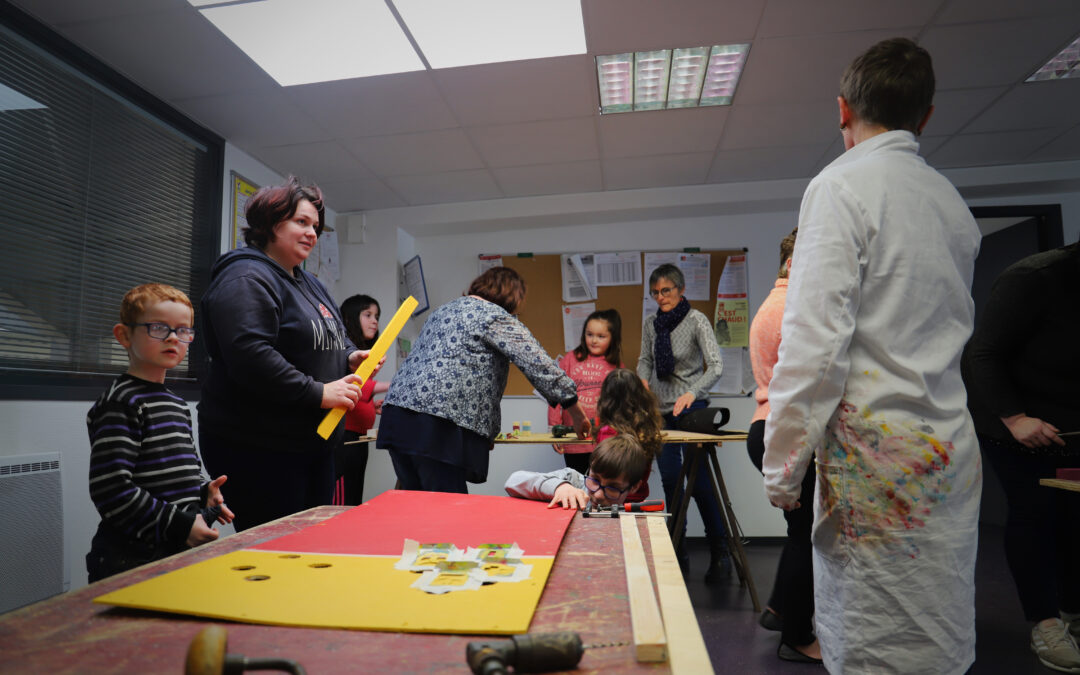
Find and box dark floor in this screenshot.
[685,524,1043,674]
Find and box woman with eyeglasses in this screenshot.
[637,263,728,582]
[198,176,376,531]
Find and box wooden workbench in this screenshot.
[0,506,683,674]
[346,430,749,446]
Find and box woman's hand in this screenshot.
[548,482,590,510]
[565,402,592,439]
[205,475,235,524]
[348,350,386,375]
[1002,413,1064,448]
[672,391,696,416]
[322,374,363,410]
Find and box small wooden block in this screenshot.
[645,517,715,675]
[619,516,667,662]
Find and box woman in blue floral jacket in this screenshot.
[379,267,591,493]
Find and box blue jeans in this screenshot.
[659,399,728,550]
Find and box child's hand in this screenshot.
[186,514,220,547]
[552,444,565,454]
[548,483,589,510]
[206,475,235,524]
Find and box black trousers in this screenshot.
[980,433,1080,622]
[334,431,370,505]
[748,419,817,646]
[200,433,334,532]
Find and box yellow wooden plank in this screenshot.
[95,550,552,634]
[645,517,715,675]
[318,295,418,439]
[619,516,668,662]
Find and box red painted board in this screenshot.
[250,490,574,556]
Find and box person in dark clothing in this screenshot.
[198,177,375,531]
[962,241,1080,672]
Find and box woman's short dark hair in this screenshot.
[340,294,380,350]
[243,176,325,249]
[466,267,526,314]
[648,263,685,290]
[840,37,935,134]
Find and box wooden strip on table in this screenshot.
[619,516,667,662]
[1039,478,1080,493]
[645,516,715,675]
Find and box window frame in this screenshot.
[0,4,224,401]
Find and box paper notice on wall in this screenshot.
[711,346,755,395]
[478,254,503,273]
[562,302,596,352]
[714,254,749,347]
[561,254,596,302]
[594,252,642,286]
[642,296,658,332]
[643,252,680,297]
[677,253,710,300]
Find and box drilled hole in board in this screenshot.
[308,563,332,569]
[231,565,256,571]
[244,575,271,581]
[278,554,300,559]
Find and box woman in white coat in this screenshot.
[762,38,982,674]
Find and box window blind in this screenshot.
[0,14,221,396]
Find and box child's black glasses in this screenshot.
[129,322,196,343]
[584,475,630,500]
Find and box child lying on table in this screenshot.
[504,433,648,510]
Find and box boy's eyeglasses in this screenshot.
[129,322,196,343]
[584,474,630,500]
[649,286,677,298]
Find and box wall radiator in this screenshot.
[0,453,64,614]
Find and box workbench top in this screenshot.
[1,505,675,674]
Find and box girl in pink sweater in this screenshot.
[549,309,622,473]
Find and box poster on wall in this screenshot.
[230,172,259,250]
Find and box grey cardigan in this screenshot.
[637,308,723,414]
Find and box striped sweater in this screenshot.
[87,374,205,547]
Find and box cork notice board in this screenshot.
[500,250,744,396]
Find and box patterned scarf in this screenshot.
[653,297,690,379]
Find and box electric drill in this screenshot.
[465,632,584,675]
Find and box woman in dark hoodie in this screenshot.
[198,176,373,530]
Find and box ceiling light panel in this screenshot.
[1027,35,1080,82]
[597,53,633,114]
[393,0,586,69]
[198,0,424,86]
[667,47,709,109]
[700,44,750,106]
[634,50,671,111]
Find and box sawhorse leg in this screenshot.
[667,442,761,613]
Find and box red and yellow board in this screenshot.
[94,491,574,634]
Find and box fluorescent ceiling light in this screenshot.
[0,83,46,111]
[597,44,749,114]
[197,0,425,85]
[1027,35,1080,82]
[392,0,586,69]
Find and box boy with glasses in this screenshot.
[504,433,648,510]
[86,284,234,582]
